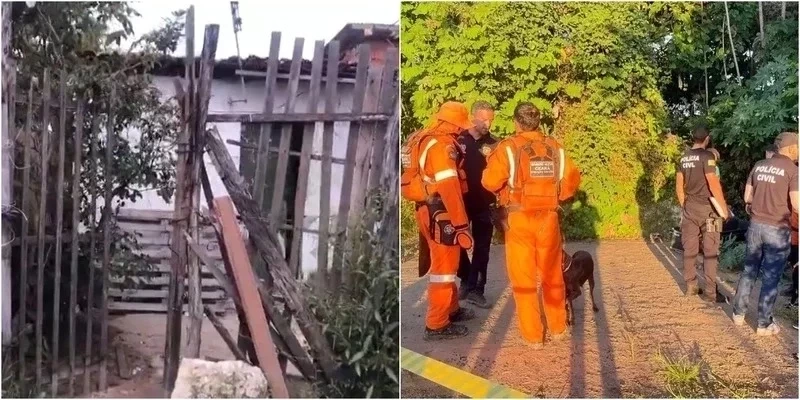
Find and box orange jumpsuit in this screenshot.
[415,129,472,330]
[482,131,580,343]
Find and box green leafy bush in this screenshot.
[719,237,747,272]
[401,2,684,250]
[309,192,399,398]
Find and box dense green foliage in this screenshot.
[309,192,399,399]
[401,2,798,252]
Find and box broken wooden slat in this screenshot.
[317,40,340,286]
[51,72,68,397]
[183,230,236,299]
[205,126,339,381]
[68,96,85,397]
[331,44,371,293]
[115,346,131,380]
[206,112,390,123]
[204,305,248,362]
[289,40,325,278]
[35,69,51,391]
[253,31,282,208]
[17,84,34,381]
[99,86,116,392]
[270,37,305,227]
[83,114,101,395]
[214,196,289,398]
[199,164,317,381]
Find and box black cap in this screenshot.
[692,126,709,141]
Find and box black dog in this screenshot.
[561,250,599,326]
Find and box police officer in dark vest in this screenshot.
[676,126,729,302]
[455,101,498,308]
[732,132,799,335]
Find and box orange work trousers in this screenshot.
[416,205,460,330]
[505,210,566,343]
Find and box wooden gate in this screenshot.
[206,31,398,290]
[4,68,119,396]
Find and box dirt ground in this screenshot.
[90,312,308,398]
[401,240,799,398]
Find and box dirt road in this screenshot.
[401,240,798,398]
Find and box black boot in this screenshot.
[466,291,491,309]
[449,307,476,322]
[423,324,469,341]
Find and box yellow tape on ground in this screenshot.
[401,347,529,398]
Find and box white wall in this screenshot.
[120,75,357,275]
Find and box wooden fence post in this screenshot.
[1,1,14,347]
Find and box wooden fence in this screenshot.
[6,68,116,396]
[208,32,399,289]
[2,13,398,399]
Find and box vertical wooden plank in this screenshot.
[1,2,14,347]
[214,197,289,398]
[186,22,220,360]
[368,50,398,190]
[270,38,305,227]
[288,40,324,278]
[253,31,281,208]
[83,114,100,395]
[18,84,34,381]
[330,44,370,292]
[164,6,194,393]
[35,69,51,391]
[67,98,85,396]
[50,72,68,397]
[348,48,383,230]
[184,10,202,358]
[99,87,116,392]
[317,40,339,287]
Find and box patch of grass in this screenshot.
[653,347,757,399]
[1,346,36,399]
[774,303,799,326]
[654,349,703,398]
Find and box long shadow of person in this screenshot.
[562,190,622,397]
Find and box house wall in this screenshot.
[120,75,357,275]
[341,39,397,68]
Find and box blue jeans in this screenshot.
[733,222,791,328]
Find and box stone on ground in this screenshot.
[171,358,269,398]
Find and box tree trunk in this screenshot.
[782,2,786,20]
[758,2,765,50]
[724,1,742,82]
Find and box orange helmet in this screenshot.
[435,101,474,130]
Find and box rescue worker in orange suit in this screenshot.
[456,101,498,308]
[481,102,581,349]
[401,101,477,340]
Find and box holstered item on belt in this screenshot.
[418,231,431,277]
[705,216,723,233]
[427,196,458,246]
